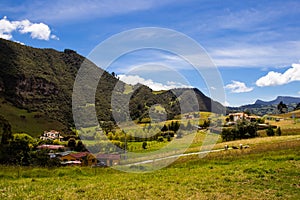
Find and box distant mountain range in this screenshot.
[255,96,300,106]
[227,96,300,116]
[0,38,224,136]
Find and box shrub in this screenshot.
[142,141,147,149]
[275,127,282,136]
[266,126,275,136]
[157,136,164,142]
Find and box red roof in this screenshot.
[37,144,65,150]
[69,152,91,159]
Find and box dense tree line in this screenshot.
[0,134,61,166]
[221,120,258,141]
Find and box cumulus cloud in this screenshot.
[118,74,192,91]
[256,63,300,87]
[225,80,254,93]
[0,16,58,41]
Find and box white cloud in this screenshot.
[118,74,192,91]
[256,63,300,87]
[50,35,59,40]
[225,80,254,93]
[0,16,18,40]
[0,16,58,41]
[209,42,300,68]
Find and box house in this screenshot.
[37,144,65,151]
[60,152,97,166]
[96,154,121,166]
[40,130,64,141]
[229,113,248,122]
[228,113,261,122]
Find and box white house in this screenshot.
[40,130,64,141]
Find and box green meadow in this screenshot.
[0,98,65,137]
[0,137,299,200]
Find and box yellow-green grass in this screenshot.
[265,116,300,135]
[0,139,299,200]
[123,84,133,94]
[271,109,300,118]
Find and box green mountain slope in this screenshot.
[0,39,224,136]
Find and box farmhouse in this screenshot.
[228,113,261,122]
[229,113,248,121]
[40,130,64,141]
[60,152,97,166]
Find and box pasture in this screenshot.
[0,137,299,200]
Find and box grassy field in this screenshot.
[265,112,300,136]
[1,137,299,200]
[0,98,65,137]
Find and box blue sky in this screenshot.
[0,0,300,106]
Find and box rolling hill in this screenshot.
[0,38,224,136]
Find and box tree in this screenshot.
[161,124,168,132]
[173,121,180,132]
[101,121,115,134]
[202,120,210,128]
[266,126,275,136]
[277,101,287,114]
[275,127,282,136]
[157,136,164,142]
[295,103,300,111]
[0,136,31,165]
[142,141,147,149]
[30,150,60,167]
[75,140,86,152]
[221,120,258,142]
[67,138,76,150]
[166,134,171,142]
[168,121,180,133]
[0,115,12,145]
[244,109,251,116]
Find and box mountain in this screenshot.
[0,38,224,136]
[227,96,300,116]
[255,96,300,105]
